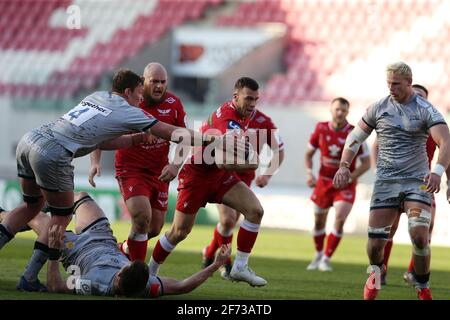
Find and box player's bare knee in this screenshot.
[334,218,346,231]
[133,214,151,234]
[252,204,264,220]
[222,216,236,231]
[171,227,191,242]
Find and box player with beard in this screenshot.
[89,63,187,262]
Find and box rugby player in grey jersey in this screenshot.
[2,192,231,298]
[333,62,450,300]
[0,69,245,292]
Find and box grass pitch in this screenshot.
[1,222,449,300]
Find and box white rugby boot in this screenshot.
[230,264,267,287]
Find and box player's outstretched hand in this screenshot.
[214,244,231,267]
[88,164,101,188]
[424,173,441,193]
[48,225,65,250]
[333,167,351,189]
[159,164,179,182]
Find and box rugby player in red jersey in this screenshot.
[201,108,285,279]
[89,63,187,262]
[305,97,370,272]
[149,77,268,287]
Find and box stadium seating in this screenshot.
[217,0,450,112]
[1,0,449,113]
[0,0,222,100]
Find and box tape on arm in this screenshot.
[344,126,370,154]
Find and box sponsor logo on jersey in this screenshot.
[80,101,112,115]
[228,120,241,130]
[157,108,171,115]
[165,97,176,104]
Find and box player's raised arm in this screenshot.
[333,119,372,189]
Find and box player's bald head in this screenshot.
[143,62,167,80]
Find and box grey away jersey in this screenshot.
[63,219,162,297]
[37,91,158,158]
[363,94,446,180]
[73,243,162,297]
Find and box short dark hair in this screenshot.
[412,84,428,98]
[112,69,144,94]
[234,77,259,91]
[331,97,350,107]
[118,260,149,297]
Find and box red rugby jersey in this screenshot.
[115,92,186,176]
[188,100,251,174]
[309,121,368,179]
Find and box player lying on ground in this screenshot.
[1,192,231,298]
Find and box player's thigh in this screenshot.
[73,196,106,234]
[126,195,152,219]
[19,177,42,197]
[368,208,399,228]
[42,189,74,208]
[221,181,261,216]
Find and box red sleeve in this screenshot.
[175,100,187,128]
[309,123,320,149]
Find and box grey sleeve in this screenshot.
[422,103,447,129]
[362,102,378,129]
[126,108,158,132]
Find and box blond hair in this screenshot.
[386,62,412,80]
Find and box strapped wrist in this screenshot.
[431,163,445,177]
[48,247,61,261]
